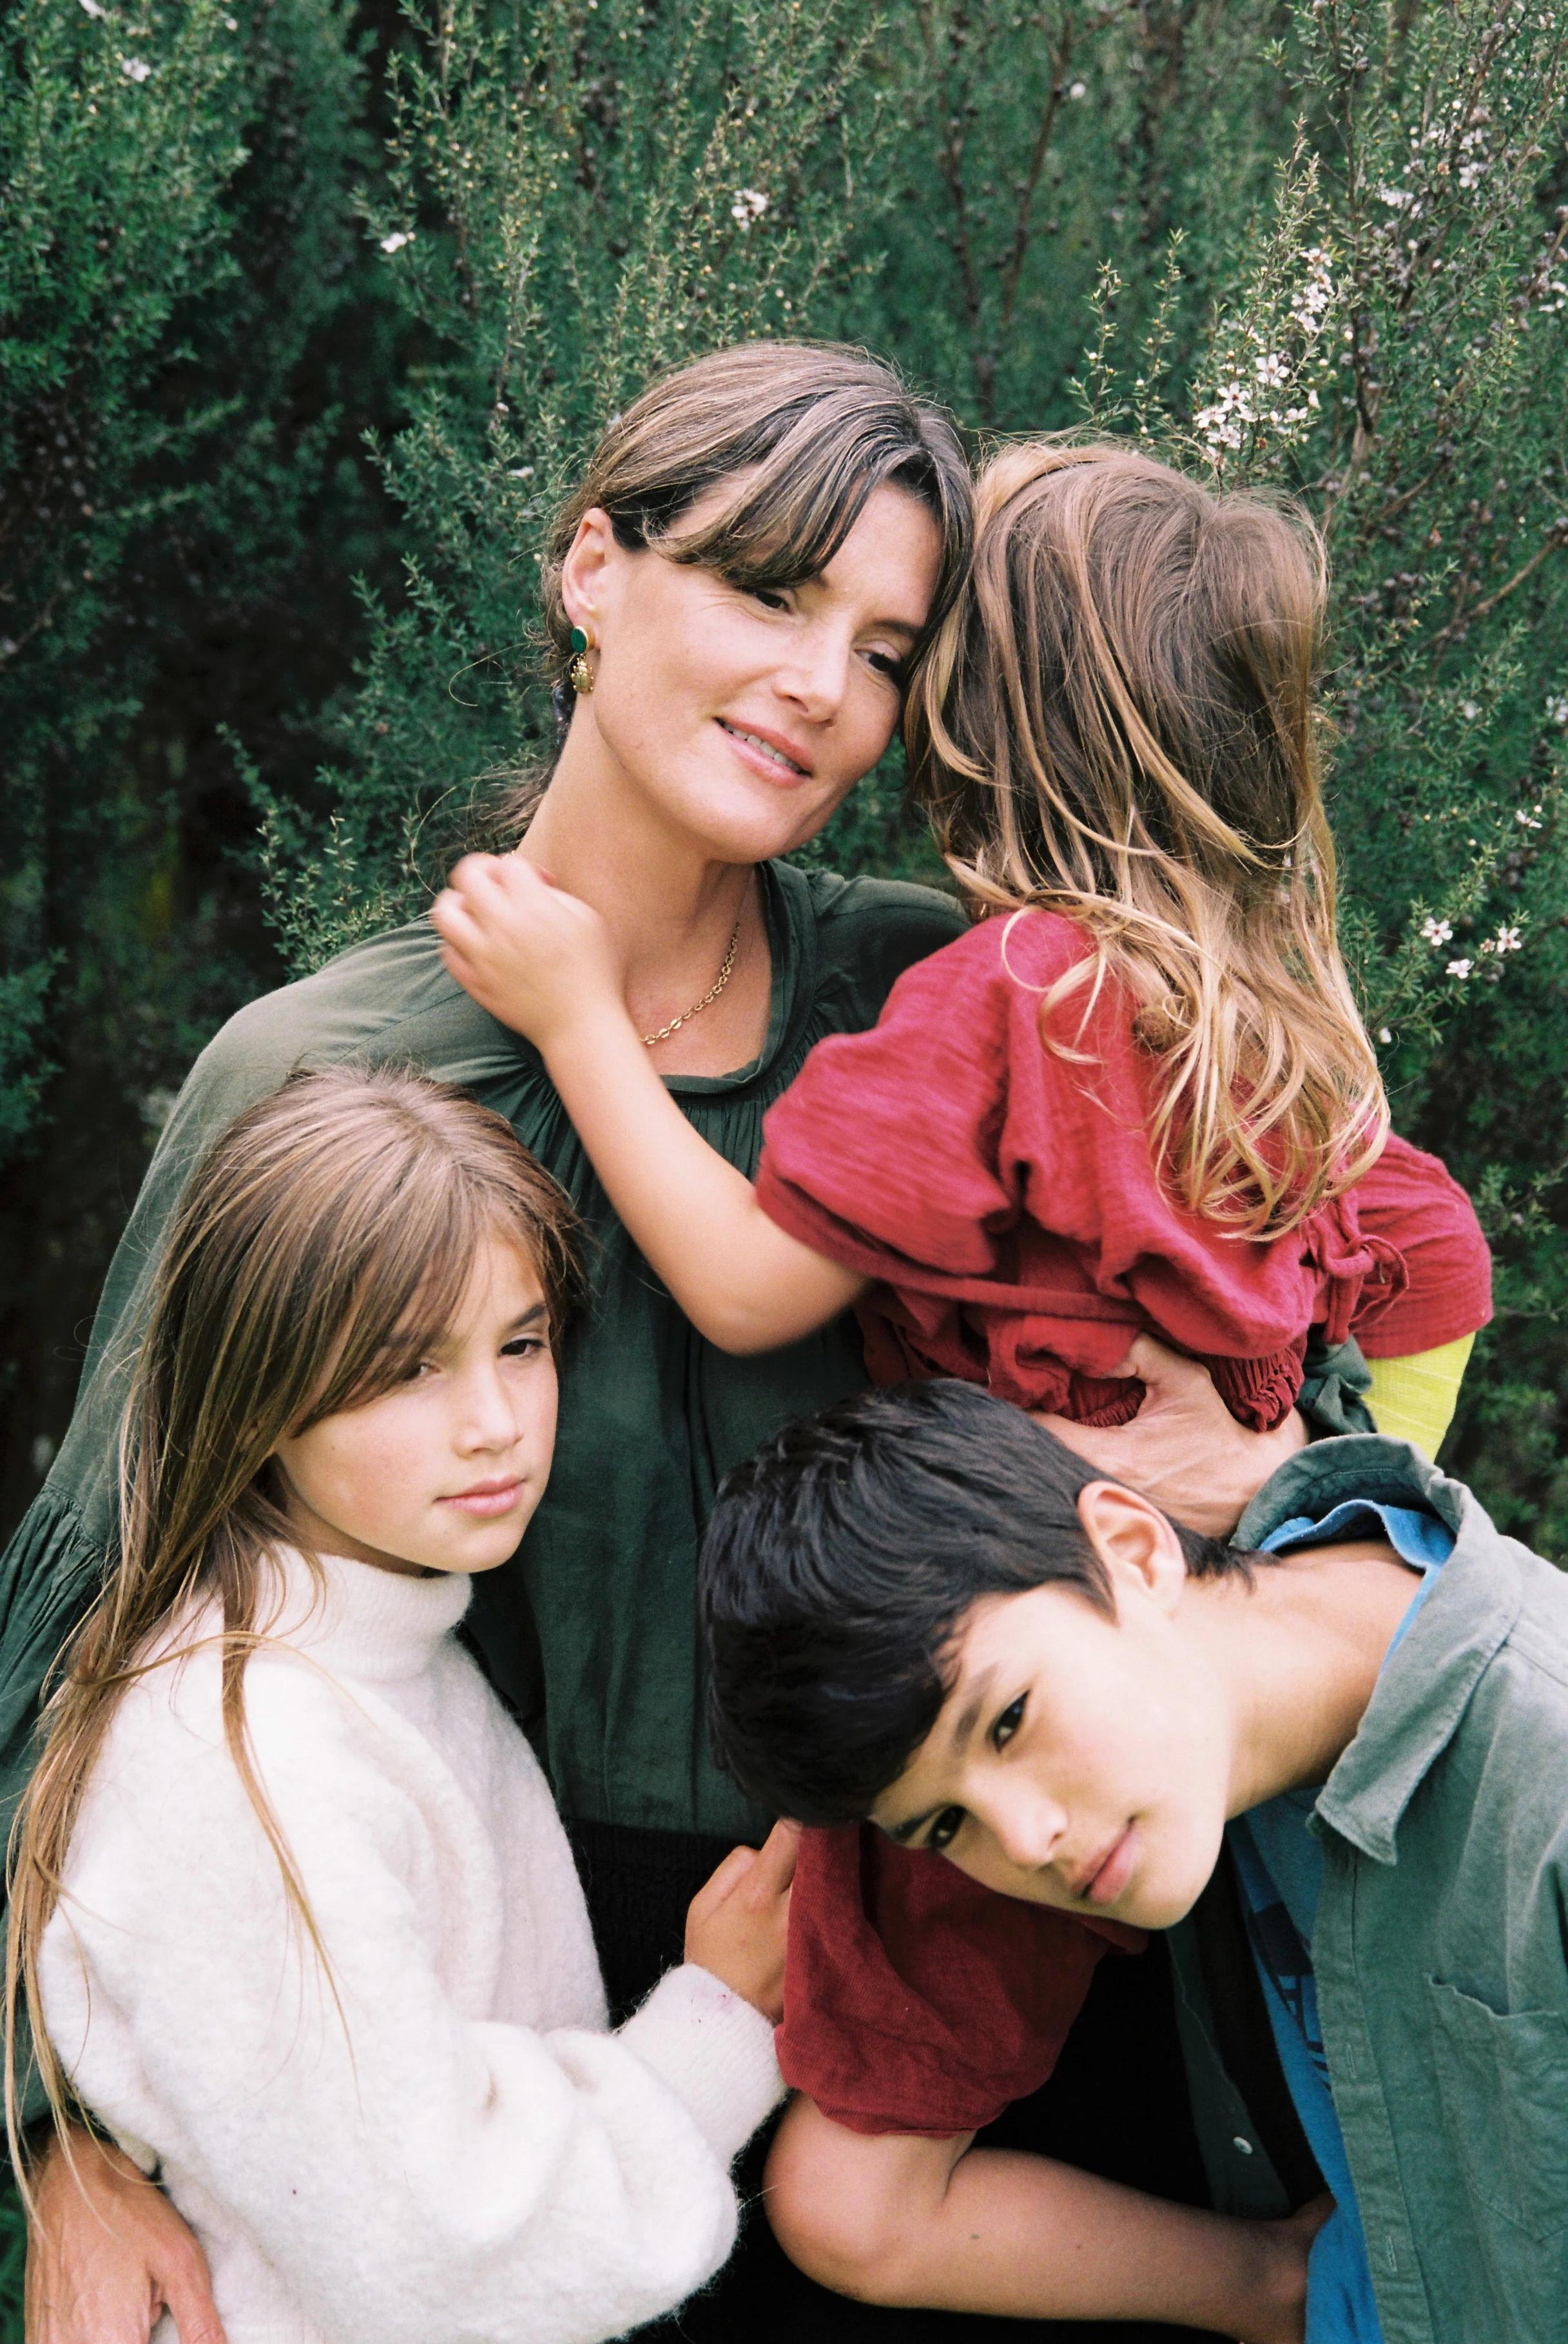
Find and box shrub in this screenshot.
[0,0,402,1509]
[255,0,888,965]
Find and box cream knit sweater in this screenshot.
[39,1549,784,2344]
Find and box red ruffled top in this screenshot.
[757,909,1491,1428]
[760,908,1493,2139]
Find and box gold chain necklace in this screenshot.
[642,907,744,1047]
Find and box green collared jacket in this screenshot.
[1178,1434,1568,2344]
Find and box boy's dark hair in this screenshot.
[699,1379,1248,1825]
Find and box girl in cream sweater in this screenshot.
[6,1066,792,2344]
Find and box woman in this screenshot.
[6,340,1304,2344]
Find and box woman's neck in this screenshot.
[518,733,770,1072]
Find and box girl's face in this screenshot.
[560,478,944,865]
[274,1232,558,1578]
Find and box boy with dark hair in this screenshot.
[702,1380,1568,2344]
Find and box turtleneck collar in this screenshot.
[258,1543,473,1685]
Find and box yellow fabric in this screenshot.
[1364,1334,1476,1460]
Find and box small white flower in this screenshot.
[1460,699,1479,719]
[508,465,535,479]
[1516,808,1544,829]
[1492,924,1524,954]
[79,0,108,17]
[1068,79,1087,99]
[379,231,412,255]
[1421,916,1454,947]
[1545,693,1568,726]
[1377,185,1415,209]
[119,53,151,80]
[1377,1027,1393,1045]
[1446,958,1475,980]
[1255,352,1289,387]
[730,188,769,229]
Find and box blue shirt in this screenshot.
[1229,1500,1456,2344]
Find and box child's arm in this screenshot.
[765,2094,1320,2343]
[431,855,866,1351]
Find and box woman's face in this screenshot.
[561,478,944,864]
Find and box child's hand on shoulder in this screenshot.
[684,1818,799,2024]
[431,853,625,1052]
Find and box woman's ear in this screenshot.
[1075,1481,1188,1618]
[560,505,617,634]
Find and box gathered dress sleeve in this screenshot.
[1344,1130,1493,1357]
[777,1824,1140,2138]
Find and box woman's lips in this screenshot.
[1078,1823,1137,1908]
[440,1479,525,1518]
[716,717,814,786]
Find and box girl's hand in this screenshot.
[431,853,625,1053]
[683,1819,799,2024]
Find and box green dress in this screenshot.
[0,862,966,1856]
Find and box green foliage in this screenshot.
[0,0,402,1514]
[258,0,887,965]
[0,0,245,1142]
[0,2181,17,2337]
[833,0,1307,432]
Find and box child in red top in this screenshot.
[432,439,1489,2326]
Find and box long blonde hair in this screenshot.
[907,439,1386,1236]
[5,1066,583,2178]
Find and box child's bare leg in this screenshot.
[765,2095,1321,2344]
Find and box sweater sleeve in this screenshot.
[42,1663,782,2344]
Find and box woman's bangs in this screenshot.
[662,441,887,595]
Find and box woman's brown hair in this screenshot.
[908,438,1386,1236]
[501,340,973,825]
[5,1066,583,2179]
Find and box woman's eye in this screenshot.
[992,1695,1026,1751]
[748,585,791,613]
[866,648,907,683]
[400,1359,437,1384]
[501,1336,545,1361]
[926,1806,966,1854]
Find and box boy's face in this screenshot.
[868,1486,1236,1930]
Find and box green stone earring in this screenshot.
[568,625,594,695]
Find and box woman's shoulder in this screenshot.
[200,920,514,1098]
[782,863,967,1009]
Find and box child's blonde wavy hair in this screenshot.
[907,438,1387,1237]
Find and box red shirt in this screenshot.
[758,909,1489,1424]
[757,908,1493,2136]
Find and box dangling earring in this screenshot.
[568,624,594,695]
